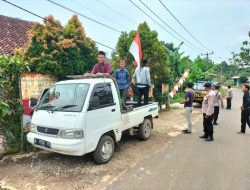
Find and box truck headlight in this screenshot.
[60,129,84,139]
[29,123,37,133]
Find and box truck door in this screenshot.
[85,83,121,153]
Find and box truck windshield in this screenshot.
[194,83,205,91]
[37,83,90,112]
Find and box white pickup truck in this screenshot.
[27,75,158,164]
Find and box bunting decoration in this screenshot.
[169,68,190,98]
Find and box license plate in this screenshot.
[195,98,203,102]
[34,138,51,148]
[195,94,205,98]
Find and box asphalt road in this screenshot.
[105,88,250,190]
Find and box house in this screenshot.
[0,15,34,55]
[232,76,250,86]
[232,76,240,86]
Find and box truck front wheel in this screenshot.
[93,135,114,164]
[138,118,152,140]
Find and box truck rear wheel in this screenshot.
[138,118,152,140]
[93,135,114,164]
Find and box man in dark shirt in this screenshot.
[91,51,112,75]
[238,84,250,134]
[181,82,195,134]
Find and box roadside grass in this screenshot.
[170,91,185,104]
[220,88,227,98]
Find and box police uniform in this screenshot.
[200,87,215,141]
[213,88,224,125]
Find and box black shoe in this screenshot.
[183,129,191,134]
[213,123,219,125]
[199,134,208,138]
[237,131,245,134]
[205,136,214,141]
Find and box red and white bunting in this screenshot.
[169,68,190,98]
[129,32,142,68]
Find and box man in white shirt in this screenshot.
[200,83,215,141]
[213,85,224,125]
[133,60,151,106]
[226,85,233,109]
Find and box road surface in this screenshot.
[105,88,250,190]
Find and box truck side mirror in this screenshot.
[30,98,38,108]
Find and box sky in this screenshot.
[0,0,249,63]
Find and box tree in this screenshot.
[239,76,248,84]
[164,42,191,83]
[0,55,30,153]
[187,57,214,82]
[18,15,98,79]
[230,32,250,67]
[115,22,171,103]
[115,22,171,82]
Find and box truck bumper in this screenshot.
[27,132,85,156]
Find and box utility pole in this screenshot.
[201,51,214,64]
[201,51,214,81]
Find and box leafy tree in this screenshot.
[0,55,30,153]
[116,23,171,80]
[188,57,214,82]
[18,15,98,79]
[115,22,171,103]
[239,76,248,84]
[164,42,191,84]
[230,32,250,67]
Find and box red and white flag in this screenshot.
[129,32,142,68]
[169,68,190,98]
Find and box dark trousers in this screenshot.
[203,113,214,137]
[119,88,128,108]
[226,98,232,109]
[138,87,149,106]
[213,106,220,124]
[241,110,250,133]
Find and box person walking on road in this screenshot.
[226,85,233,109]
[200,83,215,141]
[91,51,112,75]
[238,84,250,134]
[133,60,151,106]
[213,85,224,125]
[181,82,195,134]
[114,59,130,109]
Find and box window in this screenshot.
[90,83,114,109]
[37,83,89,112]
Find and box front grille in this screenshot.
[37,126,59,135]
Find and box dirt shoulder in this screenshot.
[0,107,202,190]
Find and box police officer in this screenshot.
[200,83,215,141]
[213,85,224,125]
[226,85,233,109]
[238,84,250,134]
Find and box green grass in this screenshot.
[170,91,185,104]
[220,88,227,98]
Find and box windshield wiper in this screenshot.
[37,105,55,110]
[52,104,77,112]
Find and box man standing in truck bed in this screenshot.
[114,59,130,108]
[91,51,112,75]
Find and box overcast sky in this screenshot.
[1,0,249,63]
